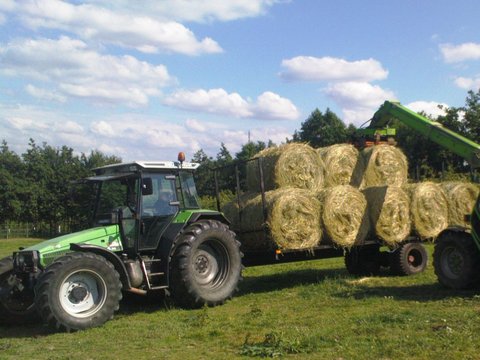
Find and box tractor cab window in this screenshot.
[138,173,178,250]
[142,174,177,217]
[93,177,139,250]
[178,171,200,209]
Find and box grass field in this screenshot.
[1,238,480,359]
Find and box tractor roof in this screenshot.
[93,160,200,175]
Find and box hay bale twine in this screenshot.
[404,182,449,239]
[235,188,322,251]
[441,181,480,228]
[317,144,360,187]
[317,185,369,248]
[353,145,408,189]
[363,186,411,246]
[246,143,324,192]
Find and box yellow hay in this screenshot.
[363,186,411,246]
[317,185,369,248]
[404,182,449,239]
[246,143,324,192]
[441,181,480,228]
[353,145,408,189]
[317,144,360,187]
[225,188,322,251]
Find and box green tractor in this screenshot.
[0,156,242,331]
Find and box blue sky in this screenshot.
[1,0,480,161]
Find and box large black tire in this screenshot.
[0,256,37,325]
[344,245,381,276]
[433,231,480,289]
[169,220,242,308]
[35,252,122,331]
[390,242,428,276]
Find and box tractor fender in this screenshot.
[69,243,132,289]
[187,212,230,225]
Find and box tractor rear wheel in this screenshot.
[433,231,480,289]
[35,252,122,331]
[390,242,428,276]
[0,256,37,325]
[169,220,242,308]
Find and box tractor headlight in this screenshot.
[13,251,40,273]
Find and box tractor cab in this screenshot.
[86,158,201,255]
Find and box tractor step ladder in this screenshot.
[141,258,167,290]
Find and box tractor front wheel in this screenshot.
[169,220,242,308]
[0,257,37,325]
[35,252,122,331]
[433,231,480,289]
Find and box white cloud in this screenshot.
[253,91,300,120]
[90,121,115,137]
[280,56,388,82]
[5,0,222,55]
[26,84,67,102]
[325,81,396,125]
[164,88,300,120]
[0,12,5,25]
[454,76,480,90]
[83,0,280,23]
[406,101,448,118]
[440,42,480,63]
[185,119,207,132]
[0,36,173,106]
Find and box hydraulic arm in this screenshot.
[365,101,480,168]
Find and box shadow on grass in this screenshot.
[237,267,347,296]
[332,282,480,302]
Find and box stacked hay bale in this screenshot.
[229,188,323,251]
[404,182,449,239]
[363,186,411,246]
[246,143,324,192]
[317,185,369,248]
[441,181,480,228]
[317,144,360,187]
[352,144,409,189]
[224,140,479,251]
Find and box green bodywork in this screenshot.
[23,225,122,268]
[21,209,219,268]
[366,101,480,168]
[363,100,480,250]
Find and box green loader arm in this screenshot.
[367,101,480,168]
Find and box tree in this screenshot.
[191,149,215,196]
[0,141,24,224]
[292,108,348,147]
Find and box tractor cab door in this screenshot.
[138,173,179,251]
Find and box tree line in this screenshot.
[1,89,479,236]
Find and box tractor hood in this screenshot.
[23,225,122,267]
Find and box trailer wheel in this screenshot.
[0,257,37,325]
[344,245,380,276]
[35,252,122,332]
[433,231,480,289]
[169,220,242,308]
[390,242,428,276]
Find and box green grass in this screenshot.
[1,238,480,359]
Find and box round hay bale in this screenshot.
[317,144,360,187]
[246,143,324,192]
[404,182,449,239]
[441,181,480,228]
[353,145,408,189]
[317,185,369,248]
[238,188,322,251]
[363,186,411,246]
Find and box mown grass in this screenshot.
[1,238,480,359]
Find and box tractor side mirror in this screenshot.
[142,178,153,196]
